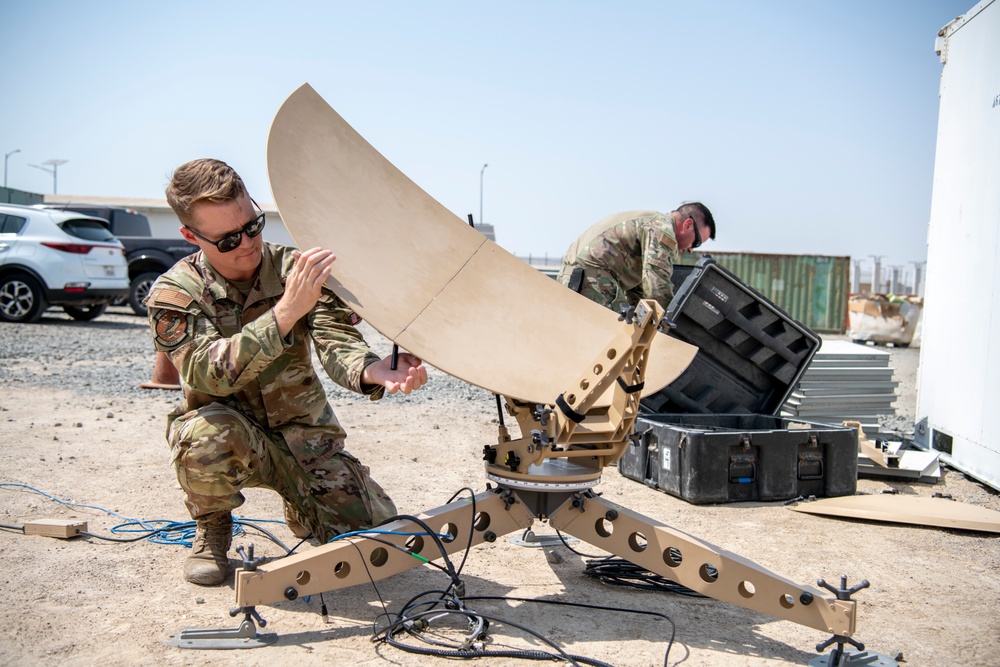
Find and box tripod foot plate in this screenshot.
[164,620,277,650]
[808,649,898,667]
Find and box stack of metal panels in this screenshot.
[781,340,897,435]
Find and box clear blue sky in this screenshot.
[0,0,975,271]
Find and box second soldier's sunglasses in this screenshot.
[690,217,703,250]
[186,199,266,253]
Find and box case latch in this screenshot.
[729,453,757,483]
[798,450,825,480]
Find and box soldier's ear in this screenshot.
[180,226,199,246]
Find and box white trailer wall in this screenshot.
[916,0,1000,489]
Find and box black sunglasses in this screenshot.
[186,199,266,253]
[690,217,703,250]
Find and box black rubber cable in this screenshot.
[79,529,164,542]
[465,595,677,666]
[384,634,613,667]
[444,486,477,578]
[556,528,608,558]
[379,607,589,667]
[376,513,461,585]
[583,558,707,598]
[74,519,294,555]
[312,485,681,667]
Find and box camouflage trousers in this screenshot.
[167,403,397,542]
[556,263,630,313]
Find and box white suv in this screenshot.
[0,203,129,322]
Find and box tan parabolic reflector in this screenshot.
[790,495,1000,533]
[266,84,697,403]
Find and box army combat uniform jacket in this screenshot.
[146,241,394,538]
[557,210,679,312]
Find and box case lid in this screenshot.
[641,256,821,416]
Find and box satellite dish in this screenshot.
[266,84,696,403]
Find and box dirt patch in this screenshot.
[1,312,998,666]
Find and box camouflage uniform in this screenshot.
[146,241,396,542]
[556,210,679,313]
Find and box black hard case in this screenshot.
[619,257,857,503]
[619,414,858,504]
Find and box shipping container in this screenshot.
[915,0,999,491]
[679,251,850,333]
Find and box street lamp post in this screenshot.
[869,255,884,293]
[912,261,926,297]
[29,159,68,194]
[479,163,488,226]
[3,149,21,189]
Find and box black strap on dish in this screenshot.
[556,394,586,423]
[617,376,645,394]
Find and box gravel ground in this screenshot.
[0,305,493,405]
[0,308,155,396]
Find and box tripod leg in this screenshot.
[236,489,534,607]
[549,493,857,637]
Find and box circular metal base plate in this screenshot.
[509,529,580,548]
[485,459,602,491]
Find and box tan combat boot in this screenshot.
[284,501,312,539]
[184,511,233,585]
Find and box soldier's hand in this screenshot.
[362,353,429,395]
[275,247,336,338]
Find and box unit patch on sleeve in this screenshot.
[154,310,193,348]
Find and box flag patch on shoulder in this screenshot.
[150,289,194,309]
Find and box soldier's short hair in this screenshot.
[676,202,716,241]
[166,158,249,227]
